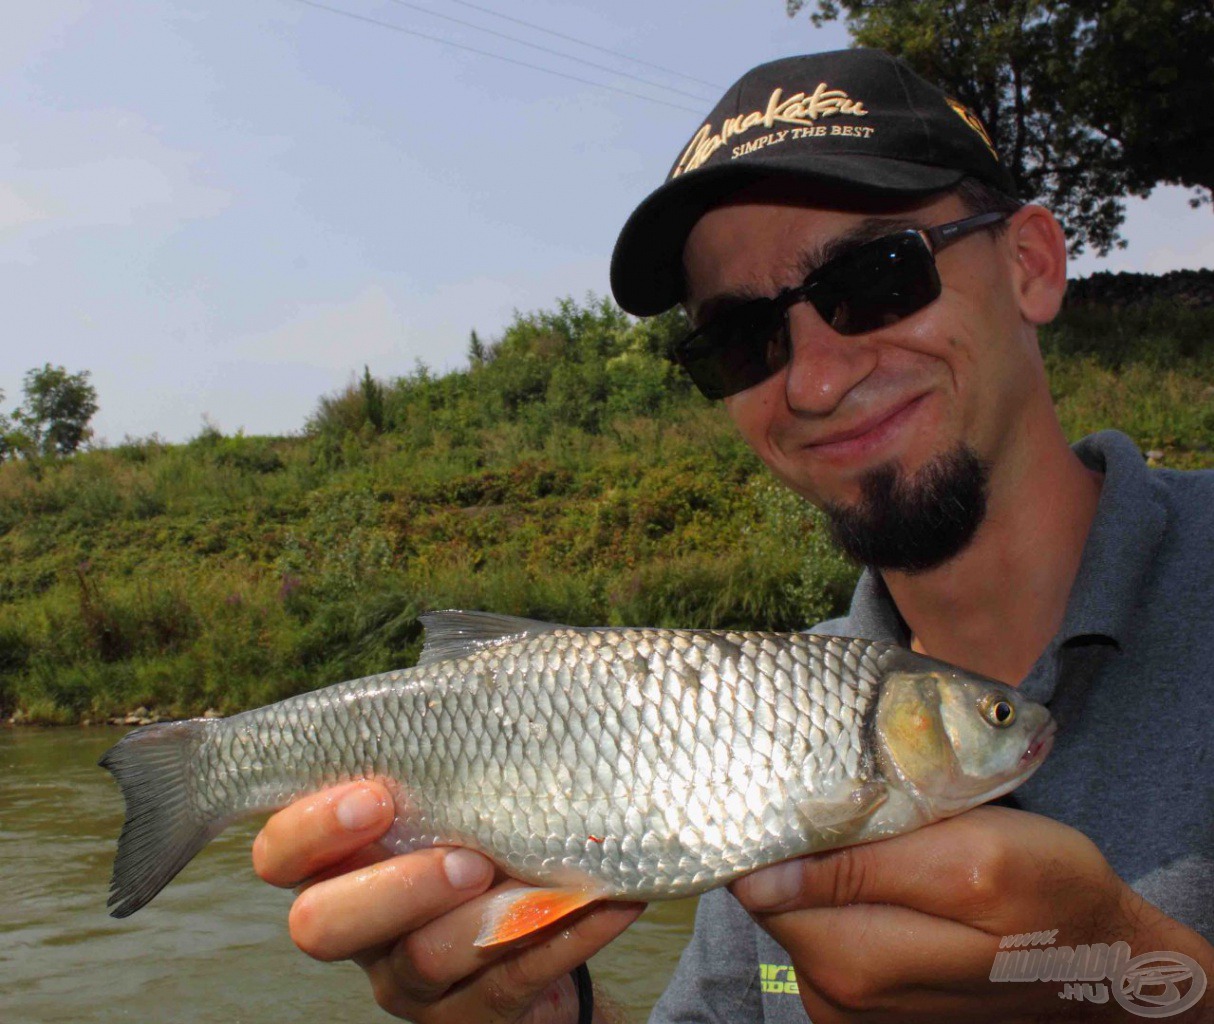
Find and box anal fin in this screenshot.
[474,885,603,948]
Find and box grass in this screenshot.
[1,299,1210,724]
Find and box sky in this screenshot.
[2,1,1210,444]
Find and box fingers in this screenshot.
[289,846,495,963]
[253,780,395,888]
[296,842,393,890]
[255,785,645,1022]
[370,879,531,1001]
[731,806,1090,930]
[290,848,642,1023]
[369,897,645,1023]
[432,901,643,1023]
[751,903,1066,1022]
[762,903,995,993]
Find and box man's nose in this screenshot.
[781,302,878,414]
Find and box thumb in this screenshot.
[731,849,865,914]
[731,826,940,916]
[729,808,1078,926]
[731,857,812,912]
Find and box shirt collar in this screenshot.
[1060,430,1168,644]
[843,568,909,645]
[843,429,1168,655]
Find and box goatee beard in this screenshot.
[822,444,991,574]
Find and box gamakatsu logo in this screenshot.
[672,83,868,177]
[759,962,800,995]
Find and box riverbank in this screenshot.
[2,297,1211,725]
[5,705,222,726]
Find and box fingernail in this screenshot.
[444,848,492,890]
[335,785,386,832]
[737,860,802,910]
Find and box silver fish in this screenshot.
[100,611,1055,945]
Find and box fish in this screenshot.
[100,610,1055,946]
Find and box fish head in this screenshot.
[873,662,1055,817]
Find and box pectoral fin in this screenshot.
[792,779,889,841]
[474,885,605,947]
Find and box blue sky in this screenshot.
[2,1,1210,444]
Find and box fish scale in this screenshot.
[100,610,1054,943]
[214,627,876,896]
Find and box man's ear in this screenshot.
[1007,204,1068,325]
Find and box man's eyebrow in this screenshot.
[691,285,766,329]
[794,217,920,280]
[689,217,921,328]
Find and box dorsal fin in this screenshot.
[417,610,567,666]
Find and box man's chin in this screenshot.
[821,444,991,574]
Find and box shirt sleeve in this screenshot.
[647,888,765,1023]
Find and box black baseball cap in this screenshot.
[610,48,1017,316]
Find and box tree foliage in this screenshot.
[467,329,487,366]
[1066,1,1213,202]
[360,365,385,433]
[788,0,1213,255]
[0,390,15,463]
[4,365,99,461]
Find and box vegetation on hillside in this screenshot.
[1,296,1211,724]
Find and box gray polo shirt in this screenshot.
[649,430,1214,1023]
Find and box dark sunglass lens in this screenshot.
[680,302,788,399]
[818,235,941,336]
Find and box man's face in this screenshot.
[682,190,1041,566]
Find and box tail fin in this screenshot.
[99,719,225,918]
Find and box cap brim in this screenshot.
[610,154,964,317]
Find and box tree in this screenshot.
[360,365,385,433]
[787,0,1213,255]
[12,364,99,458]
[0,390,15,462]
[467,329,487,366]
[1064,1,1213,204]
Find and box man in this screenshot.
[253,50,1213,1022]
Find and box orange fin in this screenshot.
[474,886,602,948]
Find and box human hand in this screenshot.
[729,806,1213,1023]
[253,780,644,1023]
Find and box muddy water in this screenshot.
[1,727,696,1023]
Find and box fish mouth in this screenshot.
[1020,720,1057,765]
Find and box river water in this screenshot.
[1,727,696,1023]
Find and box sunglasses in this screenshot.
[674,210,1010,400]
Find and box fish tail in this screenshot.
[99,718,225,918]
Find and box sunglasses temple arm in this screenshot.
[923,211,1009,253]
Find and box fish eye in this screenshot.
[982,696,1016,727]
